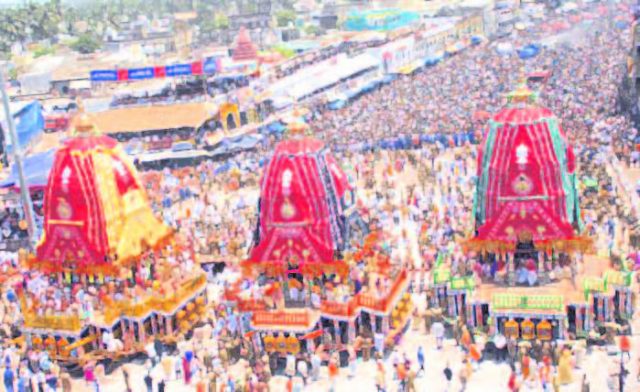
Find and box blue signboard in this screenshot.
[90,70,118,82]
[128,67,154,80]
[203,57,217,74]
[166,63,193,77]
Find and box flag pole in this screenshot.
[0,67,36,249]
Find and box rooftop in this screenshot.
[91,102,214,134]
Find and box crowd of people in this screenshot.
[1,2,640,392]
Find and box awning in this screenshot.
[2,101,45,153]
[69,79,91,90]
[496,42,514,55]
[424,51,444,66]
[445,42,465,55]
[471,36,485,45]
[287,54,379,100]
[0,149,55,190]
[395,60,423,75]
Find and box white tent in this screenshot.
[288,54,380,100]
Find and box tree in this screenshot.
[70,34,102,54]
[33,45,56,58]
[304,24,319,37]
[275,9,296,27]
[213,13,230,30]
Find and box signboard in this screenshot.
[90,58,218,82]
[450,276,475,291]
[492,293,564,312]
[203,57,219,74]
[166,63,193,77]
[603,270,632,288]
[433,268,451,285]
[90,70,118,82]
[128,67,154,80]
[583,277,606,293]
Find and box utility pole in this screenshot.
[0,67,36,249]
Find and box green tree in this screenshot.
[33,45,56,58]
[70,34,102,54]
[304,24,319,36]
[275,9,296,27]
[213,13,230,29]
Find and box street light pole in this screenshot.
[0,67,36,249]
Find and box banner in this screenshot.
[90,57,217,82]
[166,63,193,77]
[203,57,218,74]
[90,70,118,82]
[128,67,154,80]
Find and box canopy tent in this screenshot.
[287,54,379,101]
[496,42,514,56]
[328,74,394,109]
[445,42,466,55]
[424,51,444,66]
[268,54,380,102]
[0,149,55,190]
[1,101,45,153]
[471,36,485,46]
[395,60,423,75]
[558,2,578,13]
[263,121,287,135]
[615,19,629,30]
[208,133,263,155]
[468,85,588,253]
[518,44,541,60]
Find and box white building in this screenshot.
[367,36,416,74]
[459,0,497,38]
[495,0,519,37]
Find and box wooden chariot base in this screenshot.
[20,273,209,364]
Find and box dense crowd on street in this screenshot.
[1,2,640,392]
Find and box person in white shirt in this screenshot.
[296,357,308,385]
[285,353,296,378]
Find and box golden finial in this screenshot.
[70,98,100,136]
[507,74,536,105]
[286,121,311,137]
[282,106,310,124]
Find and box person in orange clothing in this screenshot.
[285,376,293,392]
[397,360,407,391]
[619,334,631,360]
[521,350,531,381]
[540,356,551,385]
[460,326,472,351]
[328,357,339,392]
